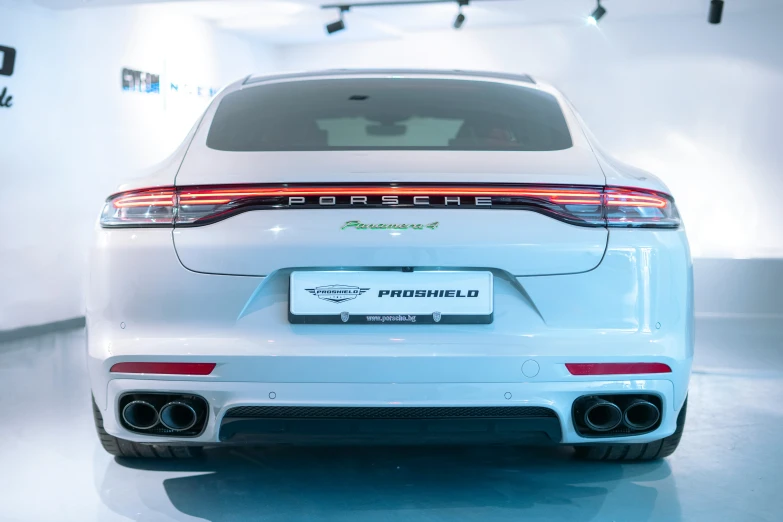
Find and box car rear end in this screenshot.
[86,71,692,456]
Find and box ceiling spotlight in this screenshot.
[326,6,348,34]
[708,0,724,24]
[326,19,345,33]
[453,0,468,30]
[587,1,606,25]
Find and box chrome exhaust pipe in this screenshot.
[583,398,623,432]
[159,401,198,431]
[122,400,159,430]
[623,399,660,431]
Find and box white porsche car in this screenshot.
[87,69,692,461]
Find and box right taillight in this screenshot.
[98,184,680,229]
[603,187,680,228]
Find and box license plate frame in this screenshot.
[288,271,493,325]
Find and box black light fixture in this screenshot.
[321,0,510,33]
[708,0,724,24]
[326,19,345,33]
[326,6,349,34]
[588,0,606,25]
[453,0,468,29]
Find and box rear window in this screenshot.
[206,78,572,152]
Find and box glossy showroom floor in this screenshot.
[1,318,781,522]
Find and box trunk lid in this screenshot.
[172,148,607,277]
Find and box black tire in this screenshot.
[574,397,687,461]
[92,396,203,459]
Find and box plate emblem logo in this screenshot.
[340,311,350,323]
[433,311,442,323]
[305,285,369,303]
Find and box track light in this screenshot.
[453,0,468,29]
[708,0,724,24]
[587,1,606,25]
[326,6,348,34]
[326,19,345,34]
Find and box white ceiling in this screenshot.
[30,0,783,45]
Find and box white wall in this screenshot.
[280,9,783,261]
[3,5,782,329]
[0,1,279,330]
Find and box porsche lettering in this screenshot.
[288,196,492,207]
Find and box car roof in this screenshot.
[243,69,536,86]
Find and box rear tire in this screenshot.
[573,397,687,461]
[92,396,203,459]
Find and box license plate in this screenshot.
[289,271,493,324]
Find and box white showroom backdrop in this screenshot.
[1,1,782,331]
[0,0,278,330]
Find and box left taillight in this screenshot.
[100,187,176,227]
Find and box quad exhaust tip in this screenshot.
[583,398,623,432]
[159,401,198,432]
[623,399,660,431]
[121,400,159,430]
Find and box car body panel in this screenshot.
[87,70,693,449]
[174,148,606,187]
[86,227,692,443]
[101,378,678,446]
[172,208,608,276]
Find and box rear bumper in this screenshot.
[99,378,681,445]
[87,225,693,446]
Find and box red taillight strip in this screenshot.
[110,362,216,375]
[103,184,677,229]
[112,189,176,208]
[565,363,672,375]
[605,189,668,208]
[177,185,605,206]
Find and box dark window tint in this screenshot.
[206,78,572,152]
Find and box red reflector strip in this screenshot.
[110,362,216,375]
[565,363,672,375]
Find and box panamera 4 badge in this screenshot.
[342,220,439,230]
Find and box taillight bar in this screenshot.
[100,184,679,229]
[565,363,672,375]
[112,191,176,208]
[176,186,604,199]
[110,362,216,375]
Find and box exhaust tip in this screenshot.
[583,399,623,432]
[122,400,159,430]
[159,401,198,431]
[623,399,660,431]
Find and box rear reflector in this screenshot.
[110,362,216,375]
[565,363,672,375]
[100,184,680,229]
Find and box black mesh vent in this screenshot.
[224,406,557,420]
